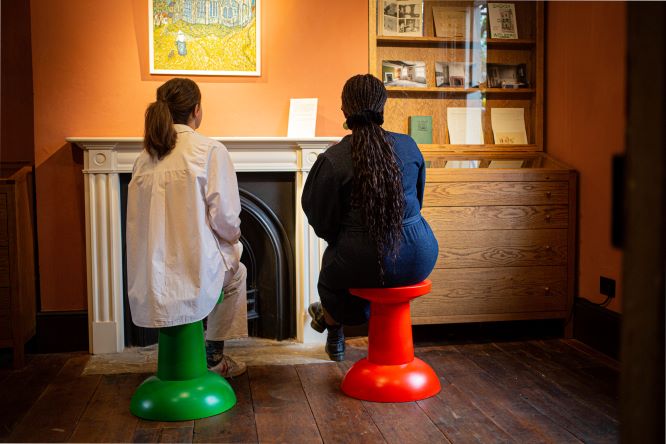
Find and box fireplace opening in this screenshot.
[120,172,296,346]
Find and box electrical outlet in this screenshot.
[600,276,616,298]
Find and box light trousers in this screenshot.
[205,262,248,341]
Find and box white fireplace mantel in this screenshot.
[67,136,339,354]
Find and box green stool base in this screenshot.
[130,370,236,421]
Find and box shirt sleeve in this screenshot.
[206,143,241,245]
[416,152,426,209]
[301,154,341,244]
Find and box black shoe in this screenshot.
[325,324,345,361]
[308,302,345,361]
[308,302,327,333]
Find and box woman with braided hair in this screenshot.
[302,74,438,361]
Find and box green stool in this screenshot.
[130,291,235,420]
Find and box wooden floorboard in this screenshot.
[296,363,386,444]
[249,365,322,443]
[462,343,619,443]
[158,426,194,443]
[0,353,74,440]
[193,372,258,443]
[428,346,582,443]
[68,372,145,443]
[8,354,101,443]
[0,339,620,443]
[495,341,619,419]
[417,349,513,444]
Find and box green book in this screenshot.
[408,116,433,144]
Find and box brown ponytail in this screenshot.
[341,74,405,283]
[144,78,201,160]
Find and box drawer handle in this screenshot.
[544,245,552,252]
[544,287,551,296]
[545,213,552,221]
[546,191,552,198]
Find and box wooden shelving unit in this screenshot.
[370,1,577,333]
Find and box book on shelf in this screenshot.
[380,0,424,37]
[432,5,469,39]
[408,115,433,144]
[491,108,527,144]
[488,3,518,39]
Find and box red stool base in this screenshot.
[341,357,441,402]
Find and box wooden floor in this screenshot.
[0,339,619,443]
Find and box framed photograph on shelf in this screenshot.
[149,0,261,76]
[488,2,518,39]
[432,5,469,40]
[435,62,479,88]
[382,60,427,88]
[380,0,424,37]
[486,63,528,88]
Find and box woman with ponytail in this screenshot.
[127,78,247,377]
[302,74,438,361]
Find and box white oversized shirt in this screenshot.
[126,124,241,328]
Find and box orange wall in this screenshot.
[546,2,626,312]
[31,0,368,311]
[1,0,34,164]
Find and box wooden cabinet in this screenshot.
[369,1,576,328]
[0,166,36,367]
[413,153,576,325]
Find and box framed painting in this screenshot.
[149,0,260,76]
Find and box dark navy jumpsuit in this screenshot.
[302,132,439,325]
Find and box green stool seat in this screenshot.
[130,293,236,420]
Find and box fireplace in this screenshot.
[68,137,338,354]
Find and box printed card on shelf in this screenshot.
[287,98,318,138]
[488,3,518,39]
[447,107,484,145]
[491,108,528,144]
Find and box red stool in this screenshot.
[341,279,440,402]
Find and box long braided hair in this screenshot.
[342,74,405,283]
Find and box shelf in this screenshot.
[487,38,536,48]
[386,87,536,94]
[419,144,539,152]
[377,36,536,49]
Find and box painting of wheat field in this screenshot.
[149,0,260,76]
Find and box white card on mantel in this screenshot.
[287,98,318,137]
[447,107,484,145]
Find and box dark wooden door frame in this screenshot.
[620,3,665,442]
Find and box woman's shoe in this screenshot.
[308,302,345,361]
[308,302,327,333]
[325,324,345,361]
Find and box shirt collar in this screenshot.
[174,123,195,134]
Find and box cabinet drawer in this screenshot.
[433,229,567,269]
[424,181,569,206]
[412,266,567,319]
[422,205,568,230]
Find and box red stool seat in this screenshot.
[341,280,441,402]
